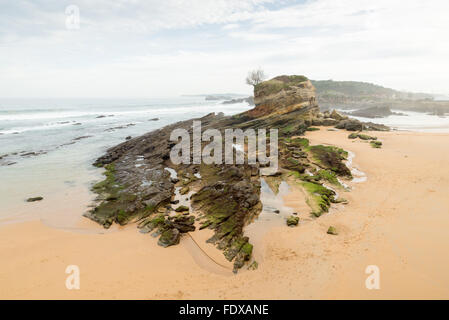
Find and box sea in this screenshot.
[1,98,448,228]
[0,97,252,228]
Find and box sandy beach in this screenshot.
[1,129,448,299]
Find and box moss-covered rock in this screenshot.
[158,228,180,247]
[26,196,43,202]
[307,145,351,177]
[247,261,258,270]
[327,226,338,235]
[175,205,189,212]
[301,181,336,216]
[358,133,377,141]
[138,213,167,233]
[180,186,190,195]
[233,242,253,273]
[286,215,299,226]
[171,215,195,233]
[316,169,340,186]
[370,141,382,148]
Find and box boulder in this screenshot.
[370,141,382,148]
[26,196,43,202]
[171,215,195,233]
[335,119,364,131]
[158,228,180,247]
[330,109,347,120]
[286,215,299,226]
[327,226,338,235]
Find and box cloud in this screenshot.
[0,0,448,98]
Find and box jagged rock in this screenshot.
[158,228,180,247]
[26,196,43,202]
[312,118,339,126]
[364,122,390,131]
[175,205,189,212]
[171,215,195,233]
[330,110,347,120]
[327,226,338,235]
[308,145,351,177]
[232,241,253,273]
[180,186,190,195]
[287,216,299,226]
[138,214,166,233]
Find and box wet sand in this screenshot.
[1,129,449,299]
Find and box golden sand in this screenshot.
[1,129,448,299]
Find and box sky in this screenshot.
[0,0,448,98]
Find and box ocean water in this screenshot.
[339,109,449,132]
[0,97,252,227]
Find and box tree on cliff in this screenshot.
[246,68,266,87]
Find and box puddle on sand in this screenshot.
[346,151,367,183]
[244,178,296,262]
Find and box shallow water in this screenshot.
[0,97,252,227]
[244,178,296,261]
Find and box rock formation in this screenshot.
[86,75,387,272]
[247,75,318,118]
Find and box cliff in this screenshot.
[247,75,318,118]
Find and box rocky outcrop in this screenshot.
[335,119,389,131]
[246,75,319,119]
[86,75,372,272]
[26,196,43,202]
[349,106,406,118]
[222,96,254,105]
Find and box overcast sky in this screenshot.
[1,0,448,98]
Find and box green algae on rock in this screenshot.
[174,205,189,212]
[307,145,351,177]
[370,140,383,148]
[26,196,43,202]
[286,215,299,226]
[327,226,338,235]
[348,132,378,141]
